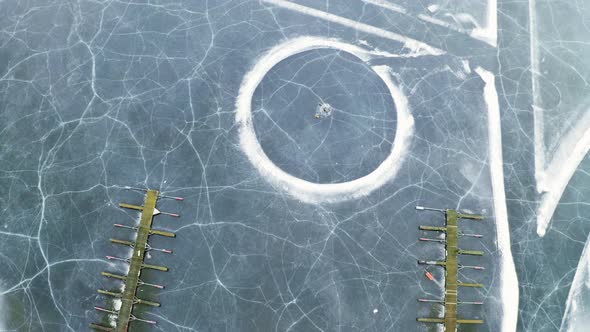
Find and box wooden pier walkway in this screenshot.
[91,189,180,331]
[417,208,485,331]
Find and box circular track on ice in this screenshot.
[235,36,414,203]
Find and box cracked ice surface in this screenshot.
[531,0,590,168]
[0,0,584,331]
[252,48,396,184]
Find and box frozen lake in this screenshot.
[0,1,589,331]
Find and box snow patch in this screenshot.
[113,298,122,311]
[427,4,439,13]
[107,313,117,327]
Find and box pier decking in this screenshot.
[416,207,485,331]
[91,189,181,331]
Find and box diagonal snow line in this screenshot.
[361,0,407,14]
[529,0,547,193]
[363,0,497,46]
[261,0,444,56]
[560,234,590,331]
[529,0,590,239]
[476,67,519,332]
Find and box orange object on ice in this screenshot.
[425,271,435,281]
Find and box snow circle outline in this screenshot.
[235,36,414,203]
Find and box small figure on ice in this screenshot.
[314,102,333,119]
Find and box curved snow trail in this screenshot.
[476,67,519,332]
[560,235,590,331]
[471,0,498,46]
[536,111,590,237]
[235,36,415,204]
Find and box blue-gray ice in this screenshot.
[0,1,588,332]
